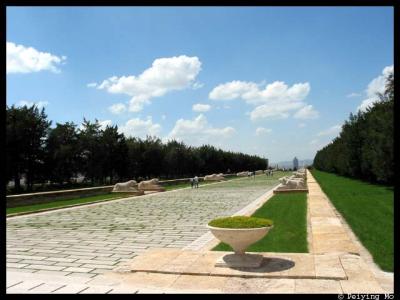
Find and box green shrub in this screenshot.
[208,216,273,229]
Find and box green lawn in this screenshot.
[213,192,308,253]
[311,169,394,272]
[6,193,132,215]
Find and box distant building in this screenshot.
[293,157,299,170]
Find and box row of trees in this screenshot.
[313,73,394,184]
[6,107,268,192]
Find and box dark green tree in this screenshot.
[314,71,394,184]
[6,104,51,191]
[78,119,104,185]
[100,125,129,184]
[45,122,80,185]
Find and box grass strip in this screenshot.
[209,216,273,228]
[213,192,308,253]
[6,193,132,215]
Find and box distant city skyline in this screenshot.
[6,7,393,162]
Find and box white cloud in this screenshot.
[119,117,161,139]
[95,55,202,112]
[166,114,235,146]
[7,42,66,74]
[99,120,112,130]
[358,98,377,112]
[255,127,272,136]
[209,80,310,105]
[298,123,306,128]
[87,82,97,88]
[17,100,49,109]
[108,103,127,115]
[250,101,304,121]
[192,82,204,90]
[357,65,393,112]
[346,92,361,98]
[209,80,313,120]
[293,105,319,119]
[192,103,211,112]
[317,125,342,137]
[209,81,259,101]
[366,65,393,96]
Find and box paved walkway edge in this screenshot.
[307,170,394,292]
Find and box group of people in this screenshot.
[190,176,199,188]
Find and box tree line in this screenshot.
[313,73,393,185]
[6,108,268,193]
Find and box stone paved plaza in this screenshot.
[7,173,393,294]
[7,176,280,281]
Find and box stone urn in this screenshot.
[208,226,273,255]
[207,216,273,268]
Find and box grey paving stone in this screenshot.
[90,268,115,274]
[63,267,95,273]
[7,254,47,260]
[81,264,116,270]
[7,278,23,288]
[8,176,279,280]
[7,281,44,293]
[66,272,98,279]
[7,247,31,252]
[46,257,78,263]
[75,259,118,265]
[54,262,85,268]
[66,255,98,260]
[28,282,66,293]
[79,286,113,294]
[35,270,73,276]
[7,263,29,268]
[107,287,139,294]
[19,259,57,265]
[7,267,38,273]
[27,264,67,271]
[51,284,89,294]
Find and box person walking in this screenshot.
[190,177,194,188]
[194,176,199,188]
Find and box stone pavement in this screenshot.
[7,172,393,293]
[7,175,281,293]
[98,248,385,293]
[128,249,347,280]
[84,171,391,294]
[307,172,359,255]
[306,171,394,293]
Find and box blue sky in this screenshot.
[6,7,393,163]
